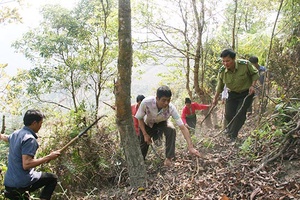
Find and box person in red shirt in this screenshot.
[131,95,145,136]
[181,98,210,133]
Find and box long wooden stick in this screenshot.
[101,101,116,110]
[59,115,107,152]
[199,105,216,125]
[1,115,5,134]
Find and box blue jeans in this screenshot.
[5,172,57,200]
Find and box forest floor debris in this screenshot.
[96,113,300,200]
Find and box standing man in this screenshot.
[0,109,61,200]
[248,56,267,114]
[131,94,145,136]
[135,85,201,167]
[181,97,210,134]
[212,49,259,141]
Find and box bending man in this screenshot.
[135,85,201,167]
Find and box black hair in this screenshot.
[185,98,191,104]
[156,85,172,99]
[249,56,258,64]
[23,109,45,126]
[220,49,236,59]
[136,95,145,103]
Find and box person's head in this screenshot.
[185,98,192,107]
[220,48,236,70]
[23,109,45,133]
[136,95,145,104]
[156,85,172,109]
[249,56,259,69]
[249,56,259,64]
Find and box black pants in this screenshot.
[186,115,197,129]
[5,172,58,200]
[225,90,254,138]
[140,121,176,159]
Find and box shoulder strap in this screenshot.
[237,59,251,75]
[237,59,249,65]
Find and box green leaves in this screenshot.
[10,0,119,115]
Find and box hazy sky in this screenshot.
[0,0,163,98]
[0,0,78,75]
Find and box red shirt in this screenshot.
[181,102,209,124]
[131,104,140,135]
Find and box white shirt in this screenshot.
[135,96,183,128]
[221,85,228,100]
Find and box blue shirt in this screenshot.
[258,66,266,85]
[4,126,42,188]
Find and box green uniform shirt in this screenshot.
[216,59,259,93]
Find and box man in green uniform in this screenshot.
[212,49,259,141]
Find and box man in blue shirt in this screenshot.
[0,109,60,200]
[248,56,267,114]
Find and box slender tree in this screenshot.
[116,0,147,188]
[232,0,238,50]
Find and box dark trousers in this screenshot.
[5,172,58,200]
[140,121,176,159]
[225,90,254,138]
[186,115,197,129]
[186,115,196,134]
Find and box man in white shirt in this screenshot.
[135,85,201,167]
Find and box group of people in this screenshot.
[0,48,264,199]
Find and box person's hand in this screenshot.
[49,150,61,160]
[143,134,152,145]
[185,124,190,129]
[188,147,203,158]
[221,99,226,104]
[249,86,255,95]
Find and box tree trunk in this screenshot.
[116,0,147,188]
[179,0,192,98]
[232,0,238,50]
[192,0,213,127]
[192,0,204,98]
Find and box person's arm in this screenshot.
[181,107,188,126]
[212,92,221,107]
[0,134,8,142]
[194,103,210,110]
[171,105,202,157]
[138,119,152,144]
[22,150,60,170]
[213,76,224,107]
[131,105,139,134]
[249,80,257,94]
[179,124,202,157]
[248,63,259,94]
